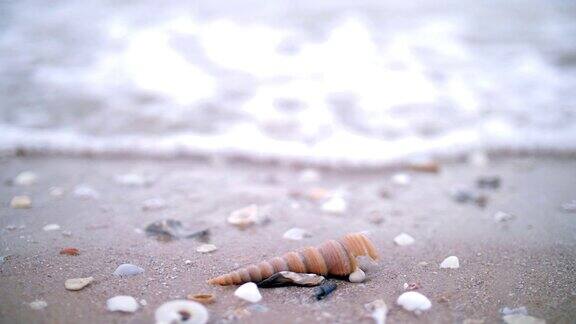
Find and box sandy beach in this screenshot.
[1,155,575,323]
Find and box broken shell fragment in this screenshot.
[234,282,262,303]
[494,211,514,222]
[282,228,311,240]
[155,300,208,324]
[65,277,94,291]
[257,271,325,287]
[60,247,80,256]
[314,281,337,300]
[208,232,378,285]
[348,268,366,283]
[10,195,32,209]
[196,244,218,253]
[145,219,209,242]
[43,224,61,231]
[187,294,215,305]
[440,256,460,269]
[227,204,263,229]
[364,299,388,324]
[142,198,167,211]
[393,233,415,246]
[321,195,347,214]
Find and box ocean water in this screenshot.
[1,0,575,166]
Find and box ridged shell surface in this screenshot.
[208,232,378,285]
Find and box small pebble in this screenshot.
[282,228,311,240]
[196,244,218,253]
[364,299,388,324]
[107,295,139,313]
[348,268,366,283]
[391,173,411,186]
[503,314,545,324]
[321,195,347,214]
[440,256,460,269]
[393,233,415,246]
[396,291,432,314]
[234,282,262,303]
[29,300,48,310]
[494,211,514,222]
[185,260,193,265]
[43,224,61,231]
[73,185,100,200]
[62,230,73,237]
[10,195,32,209]
[14,171,37,186]
[65,277,94,291]
[113,264,144,277]
[155,300,208,324]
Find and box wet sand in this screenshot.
[0,156,575,323]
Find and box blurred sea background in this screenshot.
[1,0,575,167]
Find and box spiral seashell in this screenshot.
[207,232,378,286]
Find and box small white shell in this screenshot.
[397,291,432,314]
[440,256,460,269]
[107,296,139,313]
[282,228,311,240]
[43,224,61,231]
[10,195,32,209]
[14,171,37,186]
[73,185,100,200]
[391,173,411,186]
[321,196,347,214]
[228,205,260,228]
[494,211,514,222]
[29,300,47,310]
[113,264,144,277]
[155,300,209,324]
[234,282,262,303]
[393,233,415,246]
